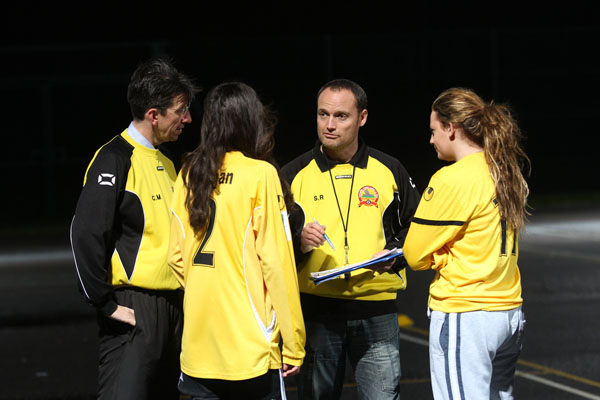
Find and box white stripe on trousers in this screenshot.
[447,313,463,400]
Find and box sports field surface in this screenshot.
[0,206,598,399]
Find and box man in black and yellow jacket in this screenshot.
[70,58,198,400]
[282,79,420,399]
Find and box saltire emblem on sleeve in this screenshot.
[98,173,116,186]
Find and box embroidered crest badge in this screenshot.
[423,187,434,201]
[358,186,379,207]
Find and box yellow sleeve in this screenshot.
[253,166,306,366]
[404,175,468,271]
[167,175,186,288]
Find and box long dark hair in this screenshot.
[432,87,531,230]
[181,82,294,236]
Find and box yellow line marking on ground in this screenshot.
[518,359,600,389]
[397,313,414,327]
[400,325,600,390]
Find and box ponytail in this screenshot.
[432,88,531,230]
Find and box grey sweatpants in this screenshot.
[428,307,525,400]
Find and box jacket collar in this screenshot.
[312,138,369,172]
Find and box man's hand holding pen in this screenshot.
[300,219,336,254]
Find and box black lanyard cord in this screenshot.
[328,165,356,265]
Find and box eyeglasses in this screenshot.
[169,103,191,117]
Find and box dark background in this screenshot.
[1,4,599,399]
[1,2,599,233]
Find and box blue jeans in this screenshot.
[297,313,401,400]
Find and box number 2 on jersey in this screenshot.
[193,199,216,267]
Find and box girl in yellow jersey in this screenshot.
[404,88,530,400]
[168,82,305,399]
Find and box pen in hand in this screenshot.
[313,218,336,251]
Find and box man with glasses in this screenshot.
[70,58,199,400]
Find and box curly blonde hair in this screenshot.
[432,88,531,230]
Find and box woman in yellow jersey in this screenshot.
[168,82,305,399]
[403,88,530,400]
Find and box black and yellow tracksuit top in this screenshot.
[70,129,181,316]
[168,151,305,380]
[403,152,523,313]
[282,140,421,308]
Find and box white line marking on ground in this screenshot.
[515,371,600,400]
[523,218,600,241]
[520,246,600,263]
[399,332,429,347]
[0,249,72,267]
[400,332,600,399]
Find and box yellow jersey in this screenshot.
[403,152,522,313]
[71,129,181,316]
[282,141,420,302]
[168,151,305,380]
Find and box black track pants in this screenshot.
[97,288,183,400]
